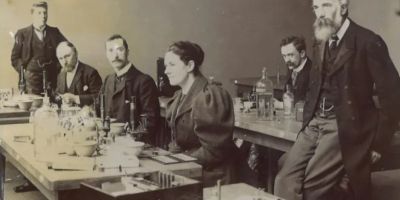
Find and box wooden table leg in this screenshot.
[266,149,274,193]
[0,153,5,200]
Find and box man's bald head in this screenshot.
[56,41,78,72]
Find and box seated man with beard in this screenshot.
[274,0,400,200]
[55,41,102,107]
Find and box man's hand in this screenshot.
[370,150,381,164]
[61,93,79,105]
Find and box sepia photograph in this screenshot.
[0,0,400,199]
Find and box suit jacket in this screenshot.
[303,20,400,200]
[101,65,160,144]
[285,58,312,104]
[11,25,67,89]
[166,75,238,187]
[56,62,102,106]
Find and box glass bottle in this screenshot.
[130,96,136,131]
[33,96,59,162]
[283,84,294,116]
[295,101,305,122]
[255,67,274,119]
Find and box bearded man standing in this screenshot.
[274,0,400,200]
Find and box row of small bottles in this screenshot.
[254,67,294,119]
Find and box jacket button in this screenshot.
[351,116,356,120]
[344,85,349,89]
[347,101,352,105]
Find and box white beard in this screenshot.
[313,15,342,42]
[314,26,337,42]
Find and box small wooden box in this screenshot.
[75,171,203,200]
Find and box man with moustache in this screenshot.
[281,36,311,104]
[11,1,67,95]
[55,41,102,106]
[274,0,400,200]
[101,34,160,144]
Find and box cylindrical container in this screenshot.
[33,97,59,162]
[295,101,305,122]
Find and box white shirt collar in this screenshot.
[330,18,350,46]
[293,58,308,73]
[33,25,46,40]
[33,24,46,32]
[115,62,132,77]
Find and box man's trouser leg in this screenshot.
[303,118,344,200]
[274,117,344,200]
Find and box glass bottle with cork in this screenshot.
[283,84,294,116]
[255,67,274,120]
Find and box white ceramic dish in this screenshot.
[73,141,97,157]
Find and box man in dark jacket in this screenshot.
[280,36,311,104]
[101,34,160,144]
[275,0,400,200]
[11,1,67,95]
[55,41,102,106]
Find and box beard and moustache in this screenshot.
[313,14,342,42]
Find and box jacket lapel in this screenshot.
[312,41,325,87]
[175,75,208,120]
[69,63,82,93]
[297,59,310,84]
[167,90,182,125]
[58,71,67,93]
[328,22,355,76]
[27,25,34,61]
[112,65,137,97]
[113,75,125,96]
[318,41,326,72]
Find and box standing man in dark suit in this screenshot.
[101,34,160,144]
[275,0,400,200]
[11,1,67,95]
[55,41,102,107]
[280,36,312,104]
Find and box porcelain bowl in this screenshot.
[73,141,97,157]
[115,137,145,156]
[17,99,33,111]
[125,141,145,156]
[110,122,126,136]
[29,95,43,108]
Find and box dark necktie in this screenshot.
[291,70,298,85]
[329,35,339,50]
[116,76,125,83]
[327,35,339,59]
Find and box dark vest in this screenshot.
[27,31,53,72]
[317,41,341,112]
